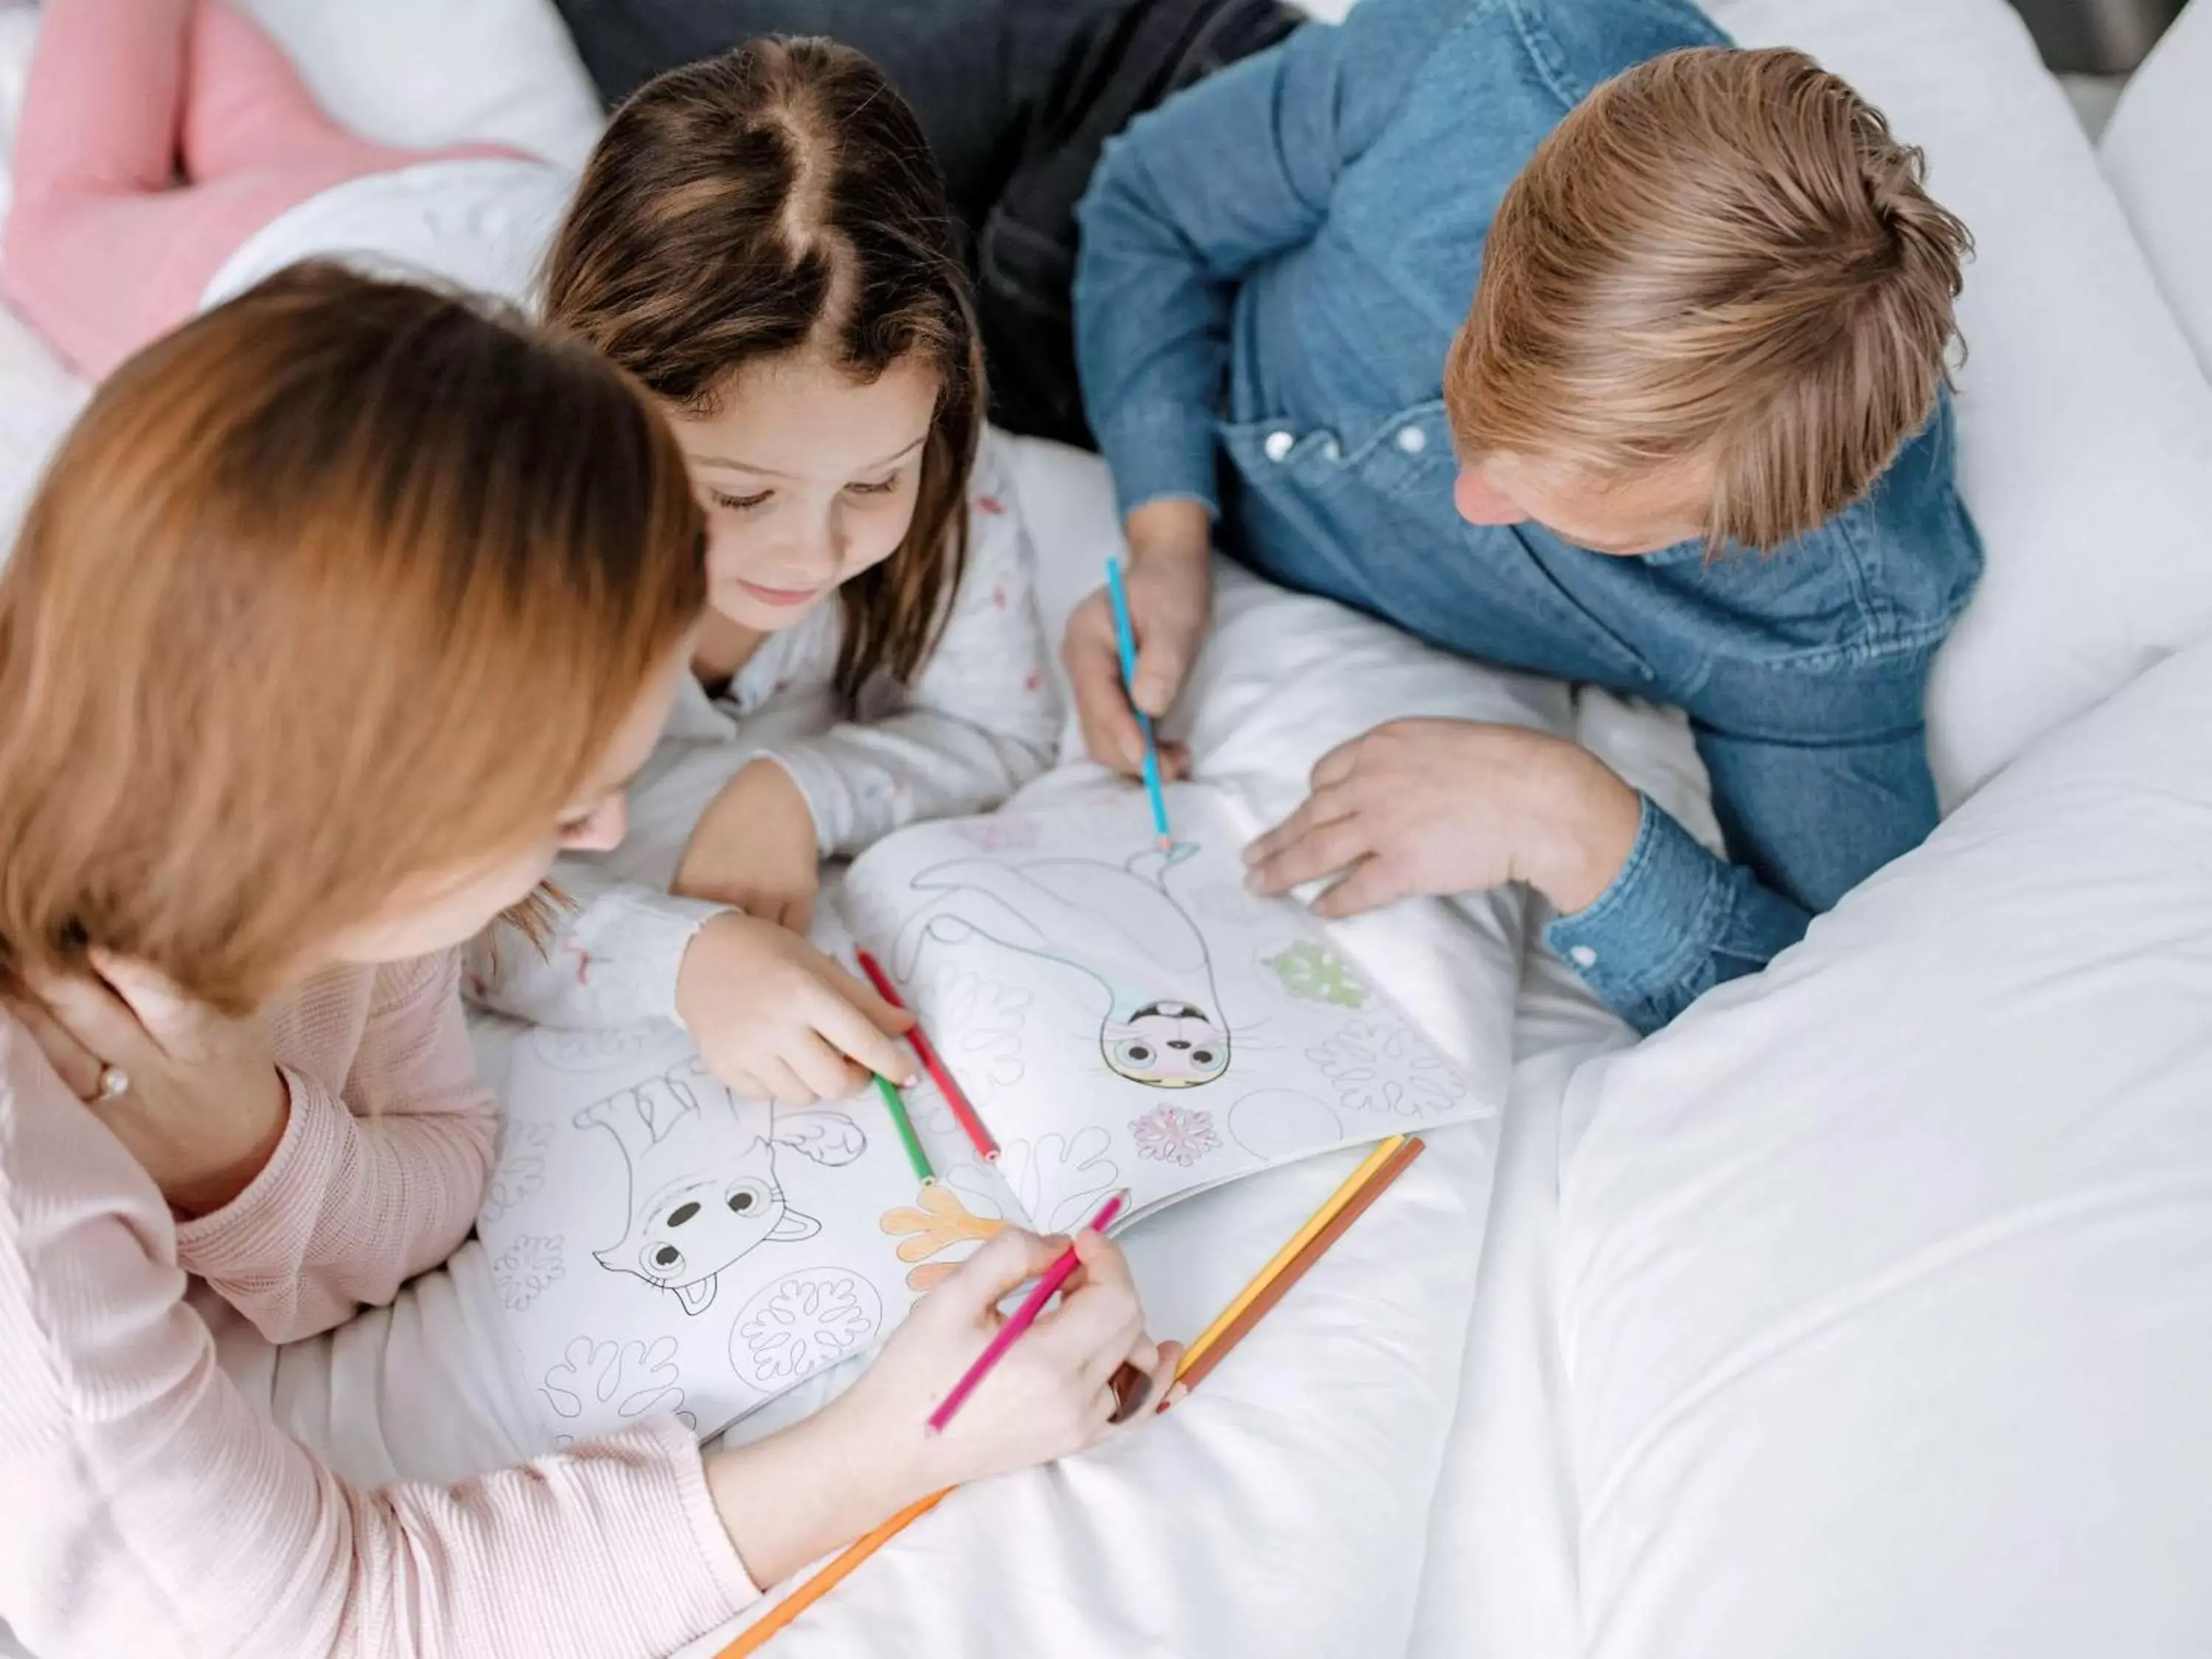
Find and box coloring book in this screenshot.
[477,782,1484,1448]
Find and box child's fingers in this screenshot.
[756,1054,815,1105]
[812,977,917,1083]
[785,1029,863,1102]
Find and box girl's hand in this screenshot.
[15,953,290,1216]
[675,912,915,1103]
[703,1228,1178,1587]
[673,759,823,932]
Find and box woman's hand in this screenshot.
[704,1227,1179,1587]
[1062,500,1212,779]
[1243,718,1646,917]
[672,759,823,933]
[675,912,915,1103]
[13,952,290,1216]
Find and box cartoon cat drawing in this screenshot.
[574,1056,866,1314]
[893,842,1231,1088]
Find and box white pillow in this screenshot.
[2099,0,2212,385]
[234,0,604,173]
[1703,0,2212,806]
[1556,626,2212,1658]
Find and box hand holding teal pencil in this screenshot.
[1062,502,1210,778]
[706,1227,1178,1588]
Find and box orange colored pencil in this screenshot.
[716,1490,950,1658]
[713,1135,1425,1657]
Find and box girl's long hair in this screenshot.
[543,37,983,709]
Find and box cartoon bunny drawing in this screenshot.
[574,1055,866,1314]
[893,842,1231,1089]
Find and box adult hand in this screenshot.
[1243,719,1645,917]
[672,758,822,933]
[14,952,290,1216]
[706,1228,1179,1587]
[675,912,914,1103]
[1062,499,1213,778]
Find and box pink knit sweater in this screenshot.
[0,951,757,1658]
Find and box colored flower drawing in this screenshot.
[1263,939,1370,1010]
[1130,1105,1220,1166]
[880,1183,1006,1291]
[492,1234,565,1311]
[481,1119,552,1224]
[731,1270,885,1387]
[1306,1020,1467,1118]
[952,814,1040,852]
[540,1335,692,1429]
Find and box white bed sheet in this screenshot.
[2,0,2202,1649]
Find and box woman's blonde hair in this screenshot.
[541,37,984,709]
[0,265,705,1015]
[1447,46,1972,550]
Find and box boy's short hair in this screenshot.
[1446,46,1972,551]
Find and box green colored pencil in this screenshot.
[873,1072,933,1184]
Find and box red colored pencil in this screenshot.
[855,948,1000,1161]
[927,1191,1125,1435]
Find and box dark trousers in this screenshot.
[548,0,1299,448]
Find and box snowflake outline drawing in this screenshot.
[1001,1127,1122,1233]
[539,1335,693,1430]
[493,1234,566,1311]
[1306,1020,1467,1118]
[1130,1104,1220,1166]
[730,1269,885,1388]
[481,1119,553,1224]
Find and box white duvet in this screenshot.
[6,0,2212,1649]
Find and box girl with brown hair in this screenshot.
[4,5,1063,1107]
[0,268,1174,1658]
[485,38,1063,1107]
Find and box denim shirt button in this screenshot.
[1568,945,1599,969]
[1319,436,1341,462]
[1396,425,1427,454]
[1263,429,1296,462]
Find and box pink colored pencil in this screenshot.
[855,948,1001,1161]
[926,1192,1126,1434]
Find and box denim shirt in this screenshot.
[1074,0,1983,1032]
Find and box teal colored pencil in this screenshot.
[1104,557,1173,846]
[873,1073,933,1185]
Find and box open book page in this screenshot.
[477,994,1020,1448]
[841,781,1482,1228]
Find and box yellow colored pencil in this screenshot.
[716,1131,1416,1657]
[1175,1134,1407,1380]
